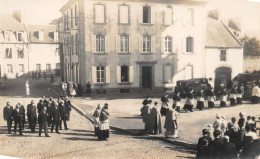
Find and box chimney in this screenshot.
[12,10,22,23]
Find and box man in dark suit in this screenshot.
[18,103,26,130]
[37,100,45,114]
[51,102,60,133]
[13,104,24,135]
[38,106,50,137]
[59,101,69,130]
[209,130,224,158]
[64,97,72,121]
[27,100,37,132]
[3,102,13,134]
[222,136,237,159]
[197,129,212,152]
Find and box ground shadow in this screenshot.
[63,137,98,141]
[116,116,143,119]
[72,129,94,133]
[64,132,95,137]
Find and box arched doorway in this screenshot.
[215,67,232,89]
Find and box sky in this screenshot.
[0,0,68,25]
[0,0,260,25]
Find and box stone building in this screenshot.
[60,0,243,94]
[0,12,29,79]
[0,12,60,79]
[27,25,60,76]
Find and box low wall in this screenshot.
[244,56,260,72]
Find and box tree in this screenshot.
[242,35,260,56]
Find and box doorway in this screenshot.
[142,66,152,89]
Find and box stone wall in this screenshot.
[244,56,260,72]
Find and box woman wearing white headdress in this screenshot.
[25,80,30,97]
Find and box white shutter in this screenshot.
[182,37,186,53]
[139,6,143,23]
[120,6,128,24]
[164,8,172,25]
[0,33,4,42]
[164,65,172,83]
[139,36,143,53]
[92,66,97,84]
[105,35,110,53]
[129,35,133,53]
[22,32,27,42]
[151,36,156,53]
[194,9,199,26]
[185,66,192,80]
[151,6,155,24]
[192,37,199,53]
[10,33,16,42]
[116,35,120,53]
[129,66,134,83]
[91,35,96,53]
[161,36,165,53]
[172,10,175,25]
[182,9,187,26]
[117,66,121,83]
[95,5,104,23]
[105,66,110,83]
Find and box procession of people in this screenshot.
[3,96,72,137]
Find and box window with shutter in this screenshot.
[163,65,172,83]
[165,36,172,53]
[96,35,105,53]
[95,5,105,23]
[143,6,151,23]
[143,36,151,53]
[121,66,129,82]
[7,64,13,73]
[46,64,51,73]
[19,64,24,73]
[36,64,41,71]
[186,8,194,26]
[97,66,105,83]
[120,6,129,24]
[185,65,193,80]
[120,35,129,53]
[220,50,227,61]
[164,8,172,25]
[186,37,194,53]
[17,32,22,42]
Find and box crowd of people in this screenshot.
[93,103,110,140]
[3,96,72,137]
[140,95,179,138]
[197,112,260,159]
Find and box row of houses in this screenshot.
[0,11,60,79]
[59,0,243,94]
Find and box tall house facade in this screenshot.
[0,13,29,79]
[61,0,208,94]
[27,25,60,76]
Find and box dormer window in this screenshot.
[5,31,11,42]
[17,32,22,42]
[54,31,59,42]
[38,31,44,40]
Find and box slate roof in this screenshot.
[27,25,58,43]
[0,13,26,31]
[206,17,242,48]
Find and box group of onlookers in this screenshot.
[140,95,179,138]
[61,81,77,97]
[197,112,260,159]
[31,70,47,79]
[3,96,72,137]
[93,103,110,140]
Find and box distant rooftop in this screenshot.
[0,13,26,31]
[27,25,58,43]
[206,17,242,48]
